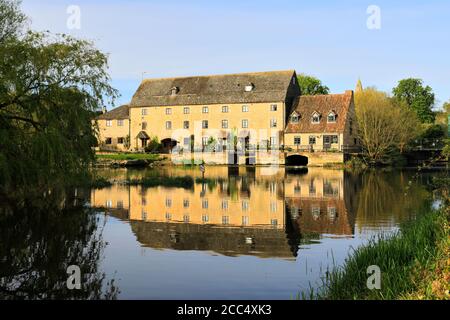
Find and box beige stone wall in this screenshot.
[129,102,286,151]
[284,133,343,151]
[94,118,130,151]
[170,150,285,165]
[90,179,285,229]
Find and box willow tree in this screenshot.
[0,0,118,193]
[354,88,420,164]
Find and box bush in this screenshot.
[144,136,162,153]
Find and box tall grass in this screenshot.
[312,209,447,299]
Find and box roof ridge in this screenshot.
[141,69,295,83]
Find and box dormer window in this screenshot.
[327,111,337,123]
[170,86,179,96]
[244,83,254,92]
[290,112,300,123]
[311,112,321,124]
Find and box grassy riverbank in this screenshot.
[309,207,449,300]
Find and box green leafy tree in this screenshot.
[392,78,435,123]
[297,73,330,95]
[354,88,420,163]
[0,0,118,193]
[0,0,26,42]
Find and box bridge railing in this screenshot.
[283,144,362,153]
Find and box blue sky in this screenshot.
[21,0,449,110]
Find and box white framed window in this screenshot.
[270,136,277,146]
[270,104,277,111]
[117,119,124,126]
[165,108,172,115]
[183,199,189,208]
[242,200,249,211]
[222,106,229,113]
[202,120,208,129]
[202,214,209,223]
[165,212,172,220]
[117,137,124,144]
[270,201,277,212]
[105,137,112,145]
[183,137,190,145]
[202,136,209,146]
[222,120,228,129]
[242,105,249,112]
[202,106,209,113]
[327,207,337,220]
[183,215,190,223]
[165,121,172,130]
[202,199,208,209]
[222,216,229,225]
[106,120,112,127]
[290,114,299,123]
[242,119,248,128]
[294,136,301,145]
[183,121,189,129]
[183,107,190,114]
[242,216,249,225]
[271,219,278,226]
[312,113,320,124]
[221,200,228,210]
[141,108,148,116]
[309,136,316,145]
[106,200,112,208]
[327,112,336,123]
[270,119,277,128]
[312,206,321,220]
[165,198,172,208]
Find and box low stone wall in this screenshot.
[170,151,344,166]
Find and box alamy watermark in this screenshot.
[66,5,81,30]
[66,265,81,290]
[366,5,381,30]
[366,265,381,290]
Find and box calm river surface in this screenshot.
[0,166,441,299]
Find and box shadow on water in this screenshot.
[0,189,119,299]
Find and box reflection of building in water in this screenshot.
[284,170,357,236]
[90,167,357,258]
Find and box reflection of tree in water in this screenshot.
[0,189,119,299]
[355,171,431,231]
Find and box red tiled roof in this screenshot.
[285,91,353,133]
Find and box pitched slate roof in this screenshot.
[285,91,353,134]
[96,104,129,120]
[129,70,296,107]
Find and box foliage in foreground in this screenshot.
[311,208,448,300]
[0,0,117,193]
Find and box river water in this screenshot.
[0,166,440,299]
